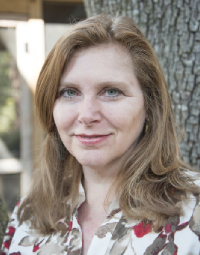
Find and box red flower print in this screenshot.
[164,219,188,235]
[165,223,173,233]
[6,226,16,236]
[133,222,152,238]
[176,221,188,231]
[0,251,7,255]
[3,239,11,249]
[16,201,21,206]
[10,253,21,255]
[32,240,44,252]
[33,243,40,252]
[69,221,73,231]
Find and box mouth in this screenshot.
[75,134,111,145]
[77,134,107,138]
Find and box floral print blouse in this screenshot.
[1,181,200,255]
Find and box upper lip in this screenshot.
[75,134,110,137]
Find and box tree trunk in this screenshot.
[0,196,8,247]
[84,0,200,169]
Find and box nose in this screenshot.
[78,96,101,125]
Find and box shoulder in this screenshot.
[184,169,200,184]
[189,193,200,239]
[180,169,200,245]
[0,200,22,253]
[181,169,200,222]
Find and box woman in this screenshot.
[1,14,200,255]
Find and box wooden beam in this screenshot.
[0,0,83,20]
[43,0,83,3]
[0,0,28,14]
[29,0,43,19]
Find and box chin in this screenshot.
[76,159,104,168]
[74,154,106,168]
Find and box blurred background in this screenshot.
[0,0,86,215]
[0,0,199,216]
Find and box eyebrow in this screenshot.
[59,80,132,89]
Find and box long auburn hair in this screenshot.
[18,14,199,234]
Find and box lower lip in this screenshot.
[76,135,110,145]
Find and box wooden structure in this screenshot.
[0,0,84,21]
[0,0,84,198]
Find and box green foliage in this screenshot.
[0,196,8,247]
[0,97,16,133]
[0,51,16,134]
[0,50,20,157]
[0,51,11,110]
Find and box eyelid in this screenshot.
[58,87,80,97]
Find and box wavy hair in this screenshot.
[18,14,199,233]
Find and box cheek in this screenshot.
[104,102,145,132]
[53,103,76,131]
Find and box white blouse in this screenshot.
[1,182,200,255]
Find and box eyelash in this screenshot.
[58,87,123,100]
[58,88,79,99]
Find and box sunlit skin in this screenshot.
[53,43,146,175]
[53,43,146,255]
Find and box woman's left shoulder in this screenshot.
[184,168,200,180]
[188,192,200,239]
[181,169,200,240]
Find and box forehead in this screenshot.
[61,43,134,80]
[72,42,132,58]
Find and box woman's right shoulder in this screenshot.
[0,199,23,254]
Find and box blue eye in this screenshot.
[57,88,79,99]
[64,89,76,97]
[106,89,118,96]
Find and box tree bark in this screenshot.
[84,0,200,169]
[0,196,8,247]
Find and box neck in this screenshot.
[82,165,117,209]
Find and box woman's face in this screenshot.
[53,43,146,170]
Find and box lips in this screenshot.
[78,135,105,138]
[75,134,110,145]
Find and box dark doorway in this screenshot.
[43,1,86,24]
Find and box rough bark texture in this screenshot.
[0,196,8,247]
[84,0,200,169]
